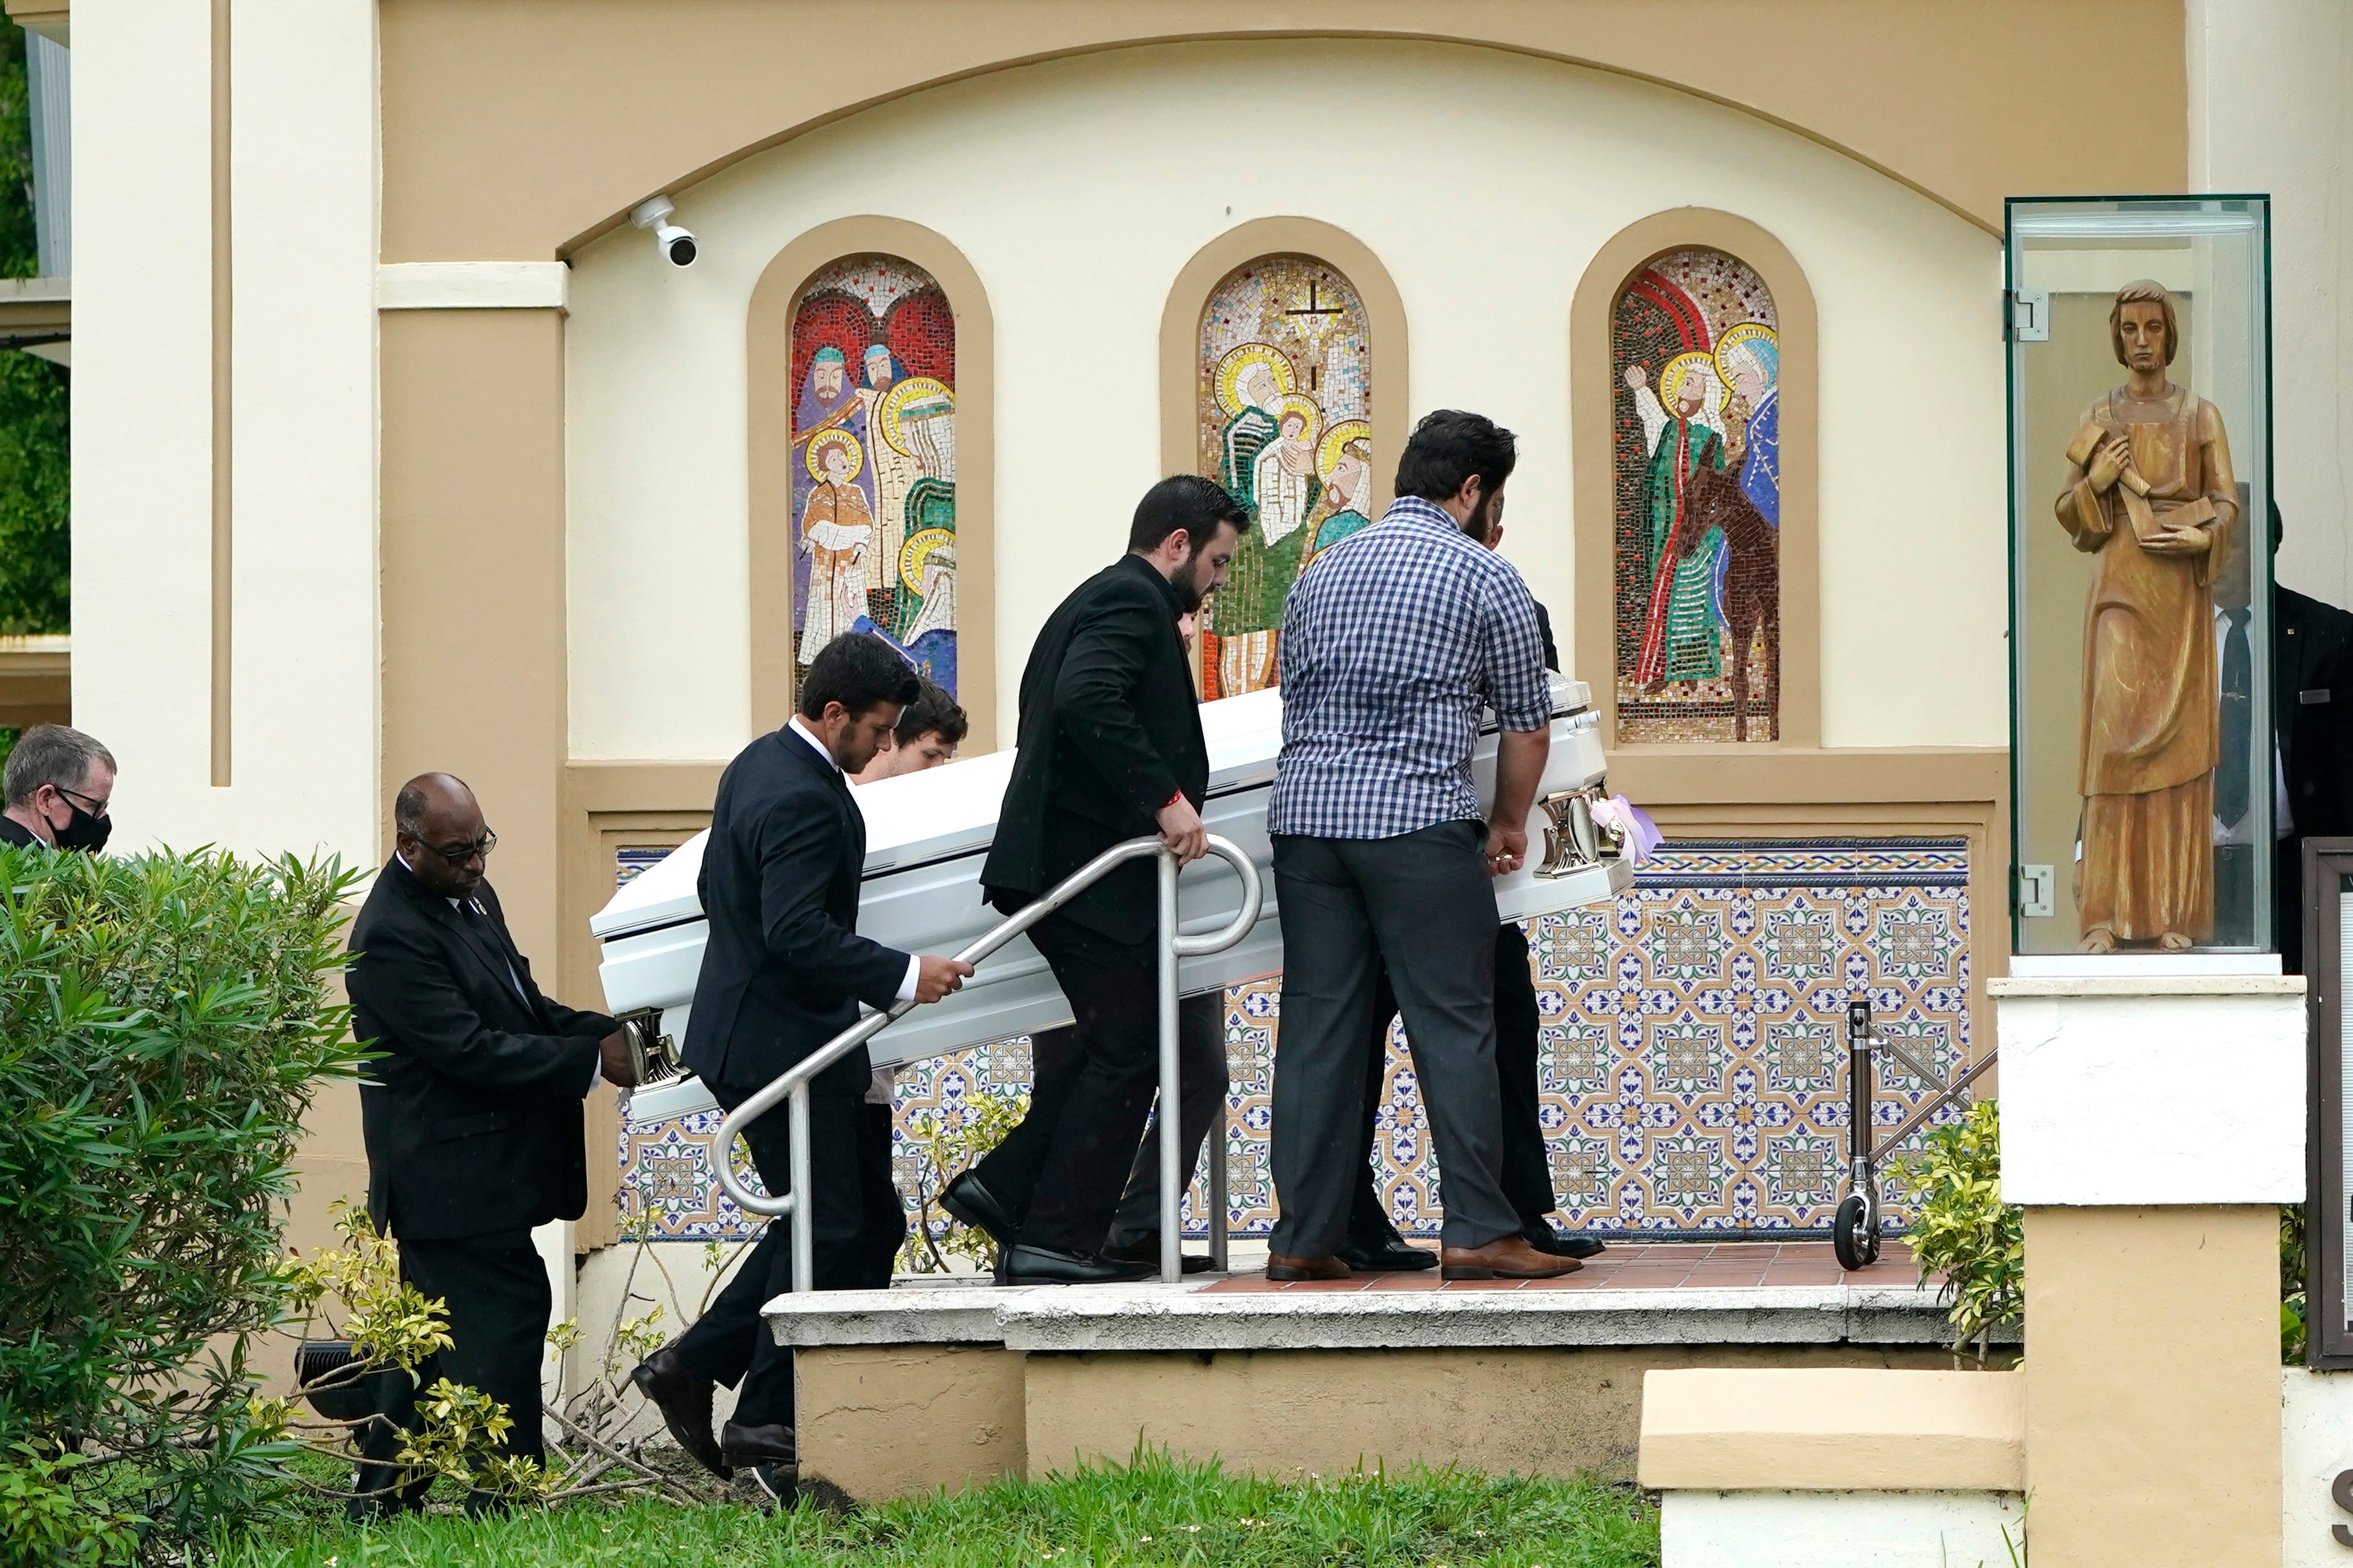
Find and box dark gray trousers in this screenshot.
[1029,993,1226,1251]
[1267,820,1518,1255]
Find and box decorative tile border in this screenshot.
[615,838,1972,1242]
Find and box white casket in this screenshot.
[595,673,1632,1123]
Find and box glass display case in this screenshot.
[2007,196,2274,956]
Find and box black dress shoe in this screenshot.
[745,1458,799,1510]
[941,1171,1019,1249]
[1101,1235,1215,1273]
[721,1419,796,1468]
[1337,1236,1440,1272]
[631,1346,730,1479]
[1001,1244,1156,1284]
[1524,1222,1606,1260]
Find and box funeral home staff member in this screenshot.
[1262,409,1576,1284]
[944,474,1245,1285]
[630,633,970,1505]
[346,773,635,1516]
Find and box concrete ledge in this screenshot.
[767,1278,1967,1351]
[1659,1490,2025,1567]
[1639,1368,2026,1491]
[1988,973,2303,997]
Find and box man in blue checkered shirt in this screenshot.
[1262,409,1573,1283]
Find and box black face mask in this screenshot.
[52,800,111,853]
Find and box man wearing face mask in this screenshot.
[0,724,116,852]
[942,474,1246,1286]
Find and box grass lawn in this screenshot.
[222,1452,1661,1567]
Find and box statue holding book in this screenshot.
[2056,279,2238,952]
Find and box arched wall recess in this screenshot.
[1159,218,1408,697]
[747,216,997,748]
[1571,208,1819,751]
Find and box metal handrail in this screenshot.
[711,832,1264,1289]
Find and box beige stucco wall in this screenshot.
[2023,1205,2282,1566]
[2190,0,2353,609]
[1021,1343,1970,1489]
[799,1346,1028,1500]
[74,0,381,865]
[563,38,2005,763]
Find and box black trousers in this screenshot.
[1348,921,1556,1247]
[972,911,1186,1253]
[1268,822,1518,1256]
[1027,991,1226,1251]
[355,1227,549,1509]
[672,1078,902,1428]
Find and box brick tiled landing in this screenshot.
[1204,1240,1913,1294]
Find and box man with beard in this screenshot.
[1262,409,1574,1283]
[944,474,1246,1284]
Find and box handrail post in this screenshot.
[789,1081,815,1294]
[1156,847,1182,1285]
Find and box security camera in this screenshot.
[630,195,697,268]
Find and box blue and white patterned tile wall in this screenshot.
[613,837,1973,1242]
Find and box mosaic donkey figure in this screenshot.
[1674,464,1780,741]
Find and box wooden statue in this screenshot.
[2055,280,2237,952]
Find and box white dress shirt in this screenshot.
[789,716,924,1006]
[2211,604,2292,845]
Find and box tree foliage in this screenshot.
[0,22,68,635]
[0,845,367,1561]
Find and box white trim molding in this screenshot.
[375,261,568,311]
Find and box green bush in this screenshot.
[0,845,367,1562]
[1900,1099,2023,1360]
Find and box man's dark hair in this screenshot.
[3,724,115,810]
[1127,474,1248,556]
[895,679,968,748]
[798,633,922,721]
[1394,409,1517,512]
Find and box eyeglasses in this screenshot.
[421,828,497,864]
[54,785,109,820]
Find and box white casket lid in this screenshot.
[588,676,1587,943]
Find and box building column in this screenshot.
[1996,968,2304,1565]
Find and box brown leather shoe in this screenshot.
[1440,1234,1583,1280]
[1266,1253,1350,1282]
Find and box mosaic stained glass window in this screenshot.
[1195,255,1371,700]
[789,255,959,695]
[1612,249,1780,742]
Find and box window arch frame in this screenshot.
[1158,220,1411,693]
[1572,209,1820,750]
[747,217,996,747]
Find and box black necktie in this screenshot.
[2219,608,2251,825]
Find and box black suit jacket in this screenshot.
[982,553,1208,947]
[0,816,39,848]
[348,858,615,1242]
[683,725,910,1097]
[2276,584,2353,841]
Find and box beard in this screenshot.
[1171,546,1213,612]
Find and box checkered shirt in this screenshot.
[1266,495,1551,840]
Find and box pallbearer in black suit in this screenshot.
[630,634,971,1504]
[347,773,634,1516]
[2212,503,2353,964]
[944,475,1246,1286]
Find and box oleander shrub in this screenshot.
[0,845,366,1562]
